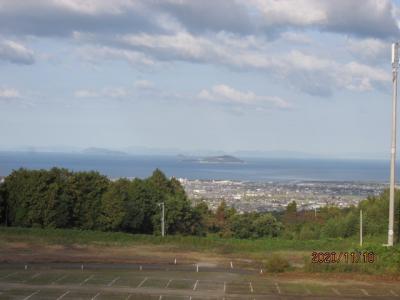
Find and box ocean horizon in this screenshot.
[0,151,393,183]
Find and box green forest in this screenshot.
[0,167,399,241]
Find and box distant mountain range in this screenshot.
[0,145,389,160]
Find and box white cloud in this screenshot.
[114,31,275,69]
[0,0,397,38]
[346,38,389,64]
[339,61,389,92]
[0,87,21,99]
[278,51,390,95]
[77,46,155,67]
[54,0,137,15]
[247,0,399,38]
[75,87,128,99]
[94,31,390,96]
[198,84,291,109]
[0,1,394,99]
[0,40,34,64]
[155,0,253,34]
[103,87,128,98]
[120,32,215,61]
[279,32,312,44]
[248,0,326,27]
[74,89,97,98]
[73,82,291,111]
[0,0,154,37]
[134,80,154,90]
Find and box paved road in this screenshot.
[0,281,398,300]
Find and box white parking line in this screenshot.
[137,277,148,288]
[193,280,199,291]
[224,282,226,293]
[332,288,341,295]
[79,275,94,286]
[56,291,70,300]
[52,274,68,285]
[275,283,281,294]
[360,289,370,296]
[390,290,399,297]
[22,290,40,300]
[91,292,101,300]
[158,296,163,300]
[107,277,120,287]
[165,279,172,288]
[125,294,133,300]
[249,282,254,293]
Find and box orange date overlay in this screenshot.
[311,251,376,264]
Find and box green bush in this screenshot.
[298,225,320,240]
[264,254,290,272]
[229,213,283,239]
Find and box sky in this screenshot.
[0,0,400,158]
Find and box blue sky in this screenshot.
[0,0,399,158]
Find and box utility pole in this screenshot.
[360,209,363,247]
[159,202,165,237]
[388,42,399,247]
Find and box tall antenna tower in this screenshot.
[388,42,399,246]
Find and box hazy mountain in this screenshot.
[82,147,128,156]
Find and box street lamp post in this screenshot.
[388,42,399,247]
[158,202,165,237]
[360,209,363,247]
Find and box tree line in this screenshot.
[276,190,400,241]
[0,167,398,240]
[0,167,282,238]
[0,168,204,235]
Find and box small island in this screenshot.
[179,155,244,164]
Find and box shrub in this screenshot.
[230,213,283,239]
[298,225,319,240]
[264,253,290,272]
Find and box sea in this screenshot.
[0,151,393,183]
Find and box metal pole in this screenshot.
[161,202,165,237]
[360,209,363,247]
[389,42,399,247]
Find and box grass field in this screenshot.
[0,227,385,252]
[0,266,400,300]
[1,226,399,276]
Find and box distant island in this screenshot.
[179,155,244,164]
[82,147,128,156]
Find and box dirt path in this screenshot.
[0,242,228,266]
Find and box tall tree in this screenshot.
[123,178,154,233]
[69,171,109,230]
[99,179,130,231]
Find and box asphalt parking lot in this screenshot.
[0,265,399,299]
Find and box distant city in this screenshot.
[178,179,386,213]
